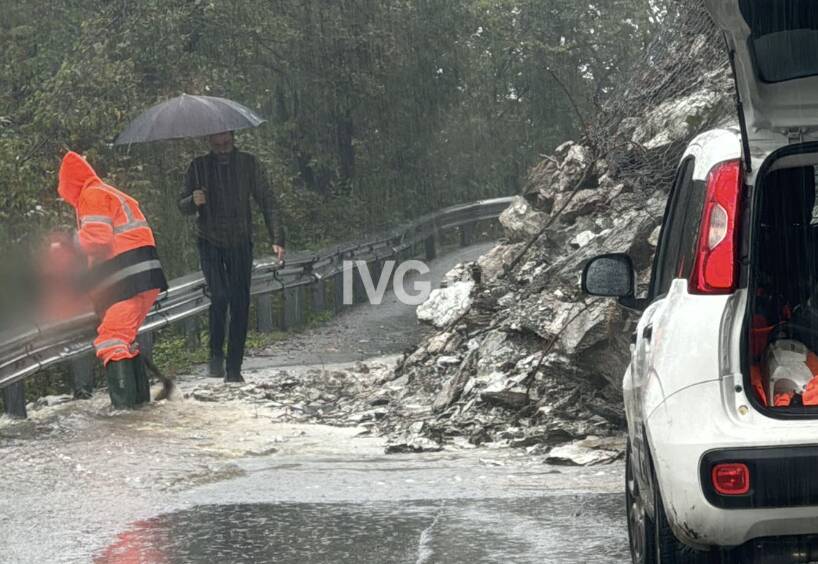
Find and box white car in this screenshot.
[582,1,818,562]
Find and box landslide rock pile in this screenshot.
[377,8,734,462]
[378,142,663,457]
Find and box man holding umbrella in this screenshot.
[178,130,285,382]
[115,94,285,383]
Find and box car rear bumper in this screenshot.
[730,535,818,564]
[701,446,818,510]
[647,379,818,547]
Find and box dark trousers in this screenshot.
[197,238,253,374]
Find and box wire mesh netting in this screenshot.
[591,0,733,191]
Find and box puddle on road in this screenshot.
[94,497,628,564]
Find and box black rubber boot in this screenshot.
[209,356,225,379]
[133,355,151,405]
[106,358,139,409]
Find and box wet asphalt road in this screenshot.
[0,243,629,563]
[96,473,628,564]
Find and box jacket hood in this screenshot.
[58,151,99,207]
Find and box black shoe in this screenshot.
[73,387,93,400]
[224,370,245,383]
[208,356,225,378]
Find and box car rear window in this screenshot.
[651,158,705,298]
[740,0,818,83]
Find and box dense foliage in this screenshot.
[0,0,659,276]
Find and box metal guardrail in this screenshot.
[0,196,511,411]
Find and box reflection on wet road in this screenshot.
[96,496,627,564]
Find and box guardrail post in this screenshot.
[183,316,200,351]
[425,234,437,260]
[311,278,325,314]
[366,259,383,304]
[283,286,305,330]
[71,353,96,399]
[332,261,349,313]
[353,261,367,304]
[460,223,475,247]
[3,382,27,419]
[333,270,345,313]
[256,293,275,333]
[489,218,502,240]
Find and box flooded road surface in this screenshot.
[0,242,629,563]
[1,379,628,564]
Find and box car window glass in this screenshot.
[650,158,699,299]
[740,0,818,83]
[812,168,818,225]
[674,177,707,281]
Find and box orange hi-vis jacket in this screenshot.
[58,152,168,314]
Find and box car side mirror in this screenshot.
[582,253,636,299]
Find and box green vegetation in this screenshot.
[150,330,211,377]
[1,0,659,278]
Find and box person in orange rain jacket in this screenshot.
[57,151,168,409]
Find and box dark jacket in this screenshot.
[179,149,285,248]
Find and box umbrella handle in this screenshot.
[193,187,207,216]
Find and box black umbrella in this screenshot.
[113,94,265,145]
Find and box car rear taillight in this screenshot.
[712,463,750,495]
[690,159,742,294]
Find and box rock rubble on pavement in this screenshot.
[185,362,402,432]
[371,66,731,464]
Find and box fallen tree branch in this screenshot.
[502,157,597,276]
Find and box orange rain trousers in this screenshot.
[94,288,160,366]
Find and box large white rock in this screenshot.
[631,86,725,150]
[417,280,474,328]
[426,331,454,354]
[480,371,530,409]
[36,394,74,408]
[570,230,595,248]
[546,440,623,466]
[556,143,592,192]
[477,243,523,282]
[499,196,547,242]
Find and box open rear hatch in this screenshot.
[706,1,818,415]
[706,0,818,142]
